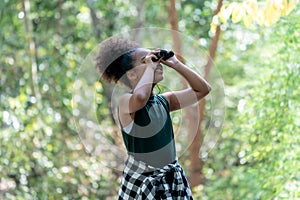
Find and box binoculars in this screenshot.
[152,49,174,62]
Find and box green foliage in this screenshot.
[1,0,299,199]
[194,6,300,200]
[0,0,114,199]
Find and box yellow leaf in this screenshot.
[244,0,258,15]
[281,0,288,15]
[80,6,89,13]
[227,2,239,12]
[19,92,27,104]
[256,9,265,26]
[210,22,217,34]
[265,145,272,152]
[244,15,254,28]
[264,1,281,26]
[94,81,103,92]
[216,0,296,28]
[212,15,220,25]
[273,3,283,22]
[210,15,220,34]
[281,0,289,15]
[272,0,285,9]
[8,97,16,109]
[232,4,246,23]
[253,151,260,157]
[218,6,231,24]
[286,0,297,15]
[47,144,53,151]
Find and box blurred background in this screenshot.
[0,0,299,199]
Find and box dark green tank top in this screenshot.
[121,94,176,167]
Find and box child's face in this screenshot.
[131,48,164,84]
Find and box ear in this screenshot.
[126,70,137,81]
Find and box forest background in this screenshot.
[1,0,299,199]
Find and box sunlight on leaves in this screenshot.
[211,0,298,33]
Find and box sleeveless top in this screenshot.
[120,94,176,168]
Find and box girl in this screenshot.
[96,38,211,200]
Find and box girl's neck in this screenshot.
[130,84,156,96]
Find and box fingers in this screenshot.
[143,54,158,64]
[142,50,159,63]
[151,48,160,54]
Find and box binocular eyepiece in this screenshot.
[151,49,174,62]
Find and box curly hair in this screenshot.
[95,38,140,87]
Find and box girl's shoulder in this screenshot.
[155,94,170,112]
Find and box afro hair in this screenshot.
[95,38,140,86]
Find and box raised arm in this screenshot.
[119,50,159,115]
[162,55,211,112]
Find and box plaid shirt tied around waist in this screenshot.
[118,155,193,200]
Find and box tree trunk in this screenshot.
[132,0,145,40]
[168,0,183,60]
[86,0,101,39]
[168,0,223,188]
[167,0,204,187]
[86,0,117,125]
[190,0,223,188]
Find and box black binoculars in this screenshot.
[152,49,174,62]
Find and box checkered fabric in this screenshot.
[118,155,193,200]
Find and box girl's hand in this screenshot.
[160,54,180,69]
[142,49,161,70]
